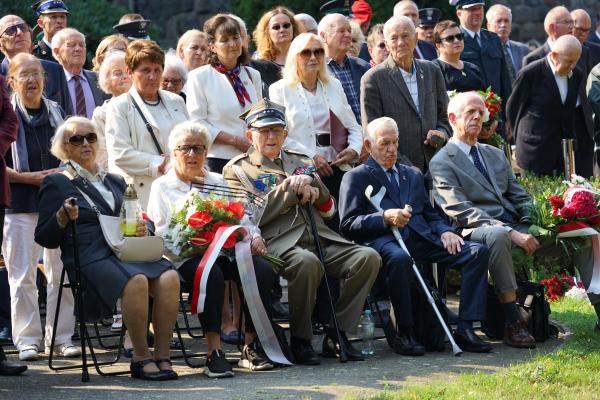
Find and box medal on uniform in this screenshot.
[254,174,277,192]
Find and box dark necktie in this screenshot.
[387,168,401,200]
[474,32,481,48]
[73,75,87,117]
[470,146,514,223]
[413,48,420,60]
[503,43,517,84]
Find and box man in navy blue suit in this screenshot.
[338,116,491,355]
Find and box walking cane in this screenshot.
[304,204,348,363]
[69,199,90,381]
[365,185,463,356]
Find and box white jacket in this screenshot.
[105,87,189,208]
[269,78,363,164]
[186,64,262,160]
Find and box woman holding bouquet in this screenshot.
[35,117,181,381]
[147,121,276,378]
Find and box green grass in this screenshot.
[368,298,600,400]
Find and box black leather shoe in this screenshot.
[393,334,425,356]
[0,326,12,345]
[0,348,27,377]
[130,359,171,381]
[322,330,364,361]
[290,337,320,365]
[453,329,492,353]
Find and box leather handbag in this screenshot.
[75,186,164,263]
[329,111,349,153]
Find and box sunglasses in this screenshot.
[176,145,206,155]
[299,47,325,59]
[271,22,291,31]
[440,33,465,43]
[67,132,98,146]
[1,23,28,38]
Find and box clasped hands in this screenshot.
[281,174,319,205]
[313,149,358,177]
[383,205,464,255]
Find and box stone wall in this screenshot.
[116,0,600,46]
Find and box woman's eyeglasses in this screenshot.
[440,33,465,43]
[162,78,182,86]
[1,23,28,38]
[271,22,291,31]
[299,48,325,59]
[175,145,206,155]
[67,132,98,146]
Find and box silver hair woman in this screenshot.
[38,115,181,381]
[161,49,188,100]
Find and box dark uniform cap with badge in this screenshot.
[240,98,287,129]
[449,0,485,9]
[419,8,442,27]
[319,0,353,16]
[31,0,69,17]
[113,19,151,40]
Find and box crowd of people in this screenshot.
[1,0,600,381]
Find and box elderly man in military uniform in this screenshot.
[31,0,69,62]
[223,99,381,365]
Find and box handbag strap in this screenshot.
[128,93,164,155]
[62,170,102,216]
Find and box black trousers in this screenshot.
[178,255,275,334]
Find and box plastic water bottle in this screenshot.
[360,310,375,357]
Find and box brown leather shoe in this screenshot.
[503,321,536,349]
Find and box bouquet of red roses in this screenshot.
[541,273,576,302]
[480,86,501,124]
[546,176,600,229]
[167,192,246,259]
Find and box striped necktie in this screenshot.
[73,75,87,117]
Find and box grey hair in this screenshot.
[164,49,188,82]
[295,13,318,32]
[98,50,126,94]
[168,121,211,154]
[51,28,86,61]
[50,116,97,162]
[486,4,512,23]
[366,117,399,142]
[383,16,416,38]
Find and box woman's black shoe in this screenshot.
[322,330,364,361]
[130,359,171,381]
[155,358,178,380]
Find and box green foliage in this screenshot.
[0,0,131,65]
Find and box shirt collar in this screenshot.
[64,68,87,82]
[546,54,573,78]
[462,26,480,39]
[326,56,348,68]
[399,60,416,77]
[451,137,477,156]
[70,160,107,182]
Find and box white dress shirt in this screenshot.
[546,54,572,104]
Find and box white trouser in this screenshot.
[2,213,76,349]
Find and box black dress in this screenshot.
[35,172,172,321]
[433,59,487,92]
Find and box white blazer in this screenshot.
[186,64,262,160]
[105,87,189,208]
[269,77,363,164]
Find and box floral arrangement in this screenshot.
[540,274,576,302]
[167,190,284,271]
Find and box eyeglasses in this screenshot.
[14,71,44,81]
[1,23,28,38]
[175,145,206,155]
[162,78,182,86]
[574,26,591,34]
[299,48,325,59]
[110,70,126,79]
[67,132,98,146]
[440,33,465,43]
[271,22,291,31]
[557,19,574,26]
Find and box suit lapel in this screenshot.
[129,88,161,133]
[365,157,403,208]
[72,177,116,216]
[478,145,505,201]
[397,164,410,208]
[542,59,563,106]
[385,58,418,114]
[415,61,425,115]
[158,90,185,122]
[447,142,498,197]
[83,70,103,107]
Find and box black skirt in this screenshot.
[78,255,172,322]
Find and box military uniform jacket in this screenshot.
[223,147,351,257]
[33,40,55,63]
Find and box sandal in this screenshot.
[130,359,170,381]
[155,358,178,380]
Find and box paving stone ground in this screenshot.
[0,313,566,400]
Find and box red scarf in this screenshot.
[212,63,252,107]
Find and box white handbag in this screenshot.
[74,186,164,263]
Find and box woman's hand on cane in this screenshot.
[56,197,79,228]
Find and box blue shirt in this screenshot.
[327,57,361,122]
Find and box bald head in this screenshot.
[318,13,352,61]
[393,1,419,28]
[571,9,592,44]
[0,15,32,59]
[544,6,573,40]
[383,16,415,38]
[550,34,582,76]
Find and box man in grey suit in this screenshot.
[486,4,529,76]
[360,16,449,171]
[430,92,600,339]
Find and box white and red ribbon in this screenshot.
[557,222,600,294]
[190,225,292,365]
